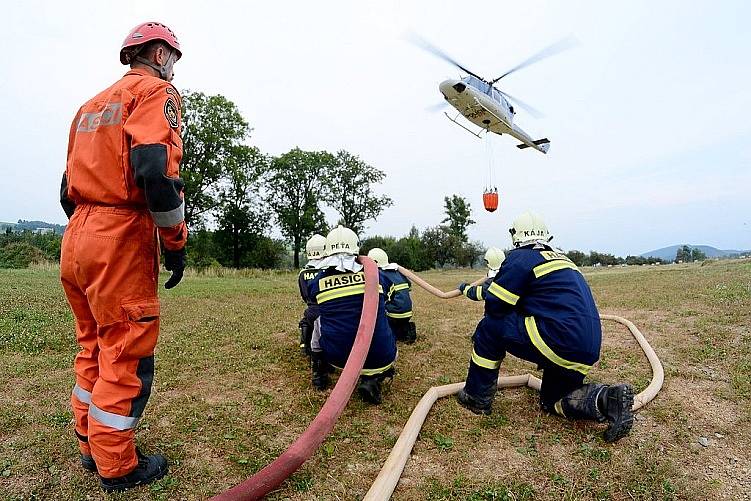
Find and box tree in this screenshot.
[675,245,692,263]
[441,195,475,242]
[421,226,454,268]
[691,247,706,262]
[266,148,334,268]
[213,146,269,268]
[321,151,393,235]
[181,91,251,226]
[565,250,588,267]
[390,226,431,271]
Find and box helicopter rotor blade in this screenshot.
[405,32,487,82]
[498,90,544,119]
[490,35,578,84]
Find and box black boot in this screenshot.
[99,449,168,493]
[404,322,417,344]
[456,388,493,415]
[457,360,498,415]
[81,454,97,473]
[558,383,635,442]
[357,376,382,404]
[597,384,635,443]
[299,319,313,357]
[311,351,329,391]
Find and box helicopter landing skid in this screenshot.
[443,112,485,139]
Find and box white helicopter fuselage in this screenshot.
[439,78,549,153]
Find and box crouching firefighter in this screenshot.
[298,234,326,356]
[59,22,186,491]
[367,248,417,344]
[456,212,635,443]
[308,226,398,404]
[458,247,506,301]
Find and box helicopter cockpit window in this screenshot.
[466,76,489,93]
[491,88,501,102]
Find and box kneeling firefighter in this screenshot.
[367,248,417,344]
[298,234,326,355]
[458,247,506,301]
[59,22,187,491]
[457,212,635,443]
[308,226,397,404]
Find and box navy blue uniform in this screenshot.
[298,267,320,322]
[297,266,321,354]
[381,269,417,343]
[464,244,602,411]
[461,277,492,301]
[382,269,413,319]
[308,268,397,375]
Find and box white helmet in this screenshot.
[325,225,359,256]
[305,234,326,260]
[509,211,552,247]
[367,247,389,268]
[483,247,505,271]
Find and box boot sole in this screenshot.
[603,385,635,443]
[100,468,168,493]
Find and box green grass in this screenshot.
[1,260,750,499]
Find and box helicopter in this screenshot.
[410,34,576,154]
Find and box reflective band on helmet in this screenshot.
[151,200,184,227]
[89,404,141,431]
[471,349,501,370]
[72,384,92,405]
[386,310,413,319]
[533,260,579,278]
[316,284,383,304]
[488,282,520,305]
[524,316,592,375]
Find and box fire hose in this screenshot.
[363,267,665,500]
[213,263,663,500]
[212,256,380,501]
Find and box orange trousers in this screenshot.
[60,205,161,478]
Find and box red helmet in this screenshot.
[120,21,181,65]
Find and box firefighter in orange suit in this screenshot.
[59,21,187,492]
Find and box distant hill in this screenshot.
[641,245,750,261]
[1,220,66,234]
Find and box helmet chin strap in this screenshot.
[134,48,175,80]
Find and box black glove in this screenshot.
[164,247,186,289]
[457,282,468,293]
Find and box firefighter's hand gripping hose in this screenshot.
[211,256,380,501]
[362,267,665,501]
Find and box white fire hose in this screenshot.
[362,267,664,500]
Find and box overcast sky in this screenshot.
[1,0,749,256]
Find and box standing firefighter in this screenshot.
[367,247,417,343]
[457,212,635,443]
[298,234,326,355]
[308,226,397,404]
[459,247,506,301]
[59,22,187,491]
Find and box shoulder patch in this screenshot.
[164,98,179,129]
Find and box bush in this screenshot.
[0,242,44,268]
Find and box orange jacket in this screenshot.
[61,68,187,250]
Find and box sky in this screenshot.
[0,0,749,256]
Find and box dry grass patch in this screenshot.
[1,261,749,499]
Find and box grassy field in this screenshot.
[1,260,750,500]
